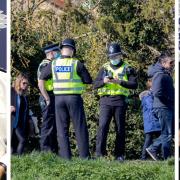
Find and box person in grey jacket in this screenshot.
[146,54,174,160]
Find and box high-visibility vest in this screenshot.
[37,59,53,91]
[52,58,86,95]
[98,62,129,96]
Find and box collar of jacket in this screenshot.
[61,55,72,59]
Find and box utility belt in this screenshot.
[101,94,126,97]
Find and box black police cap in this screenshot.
[107,43,126,57]
[60,38,76,50]
[42,43,60,53]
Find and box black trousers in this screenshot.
[141,131,160,159]
[55,95,89,159]
[39,95,58,153]
[11,127,25,155]
[96,104,127,157]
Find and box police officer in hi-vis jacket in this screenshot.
[38,42,60,153]
[94,43,137,161]
[39,38,92,159]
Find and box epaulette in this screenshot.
[42,59,51,64]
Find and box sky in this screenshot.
[0,1,6,70]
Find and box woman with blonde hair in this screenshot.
[11,73,29,155]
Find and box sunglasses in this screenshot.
[169,61,174,65]
[22,82,28,85]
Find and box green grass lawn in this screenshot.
[11,151,174,180]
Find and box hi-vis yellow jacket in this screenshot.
[98,62,129,97]
[37,59,53,91]
[52,58,85,95]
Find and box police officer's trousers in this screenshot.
[40,94,58,153]
[96,104,127,157]
[55,95,89,159]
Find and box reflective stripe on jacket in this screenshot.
[52,58,85,94]
[98,62,129,96]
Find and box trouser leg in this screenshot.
[68,96,90,158]
[40,95,56,152]
[55,96,71,159]
[11,129,18,154]
[114,105,126,157]
[15,127,25,155]
[160,109,173,159]
[96,104,112,156]
[142,131,160,159]
[141,133,153,159]
[48,95,58,153]
[149,108,173,159]
[50,114,58,153]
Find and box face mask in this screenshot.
[110,59,120,65]
[53,52,61,59]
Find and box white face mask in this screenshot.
[110,59,120,65]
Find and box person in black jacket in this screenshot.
[39,38,92,159]
[11,73,30,155]
[94,43,137,161]
[146,54,174,160]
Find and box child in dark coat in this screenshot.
[139,77,161,160]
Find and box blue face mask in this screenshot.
[53,52,61,59]
[110,59,120,65]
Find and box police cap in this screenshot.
[60,38,76,51]
[42,43,60,54]
[107,43,125,57]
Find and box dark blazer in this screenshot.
[11,87,29,134]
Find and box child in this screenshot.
[139,77,161,160]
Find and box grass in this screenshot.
[11,151,174,180]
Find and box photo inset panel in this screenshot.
[0,1,7,180]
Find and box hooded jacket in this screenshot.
[140,90,161,133]
[148,62,174,109]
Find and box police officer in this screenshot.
[94,43,137,161]
[39,38,92,159]
[37,42,60,153]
